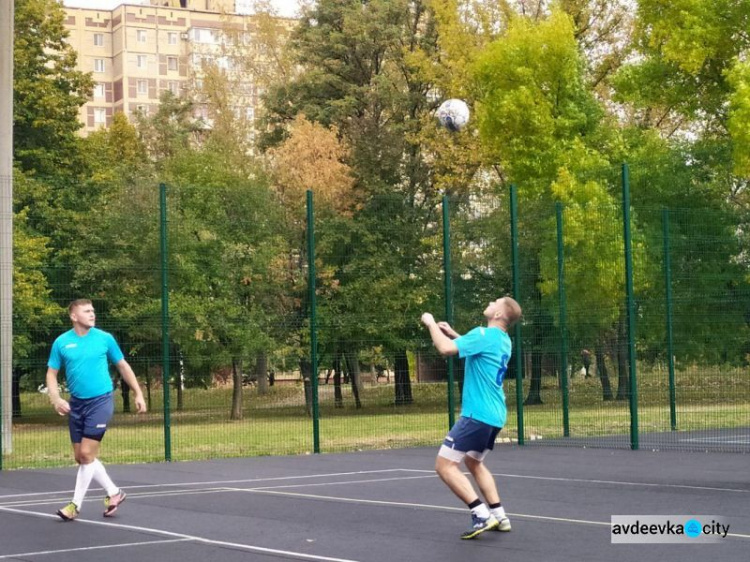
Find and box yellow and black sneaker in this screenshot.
[56,502,79,522]
[461,514,499,539]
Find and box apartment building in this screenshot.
[63,1,291,134]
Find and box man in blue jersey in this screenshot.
[421,296,521,540]
[46,299,146,521]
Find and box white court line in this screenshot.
[0,538,192,560]
[0,505,360,562]
[0,487,233,508]
[0,475,437,509]
[398,469,750,494]
[680,437,750,444]
[0,469,406,500]
[235,488,750,540]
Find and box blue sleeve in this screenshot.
[48,339,62,370]
[105,333,125,364]
[455,327,491,358]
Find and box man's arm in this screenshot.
[45,367,70,415]
[115,359,147,413]
[437,321,460,339]
[421,313,459,356]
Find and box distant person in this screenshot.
[45,299,146,521]
[421,296,522,540]
[581,349,592,378]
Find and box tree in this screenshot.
[262,0,451,407]
[14,0,92,175]
[472,9,622,404]
[267,115,357,409]
[162,147,285,419]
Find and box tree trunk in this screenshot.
[595,344,614,401]
[525,323,544,405]
[120,374,131,413]
[300,357,313,416]
[230,357,243,420]
[255,352,269,395]
[524,349,544,405]
[394,350,413,405]
[616,316,630,401]
[333,354,343,408]
[11,369,22,418]
[344,349,362,409]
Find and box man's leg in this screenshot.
[465,455,510,531]
[72,438,101,507]
[435,453,498,539]
[435,455,480,503]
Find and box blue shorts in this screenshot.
[68,392,114,443]
[439,416,501,462]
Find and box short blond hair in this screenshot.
[68,299,92,315]
[502,297,522,328]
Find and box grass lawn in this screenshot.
[3,364,748,469]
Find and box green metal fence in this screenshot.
[1,162,749,470]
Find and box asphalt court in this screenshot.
[0,446,748,561]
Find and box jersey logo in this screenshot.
[495,353,510,385]
[64,343,78,349]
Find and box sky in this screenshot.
[61,0,304,18]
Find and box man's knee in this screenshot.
[464,455,479,472]
[435,454,458,477]
[76,451,96,464]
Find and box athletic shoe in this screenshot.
[56,502,79,521]
[103,489,126,517]
[461,513,499,539]
[496,517,512,532]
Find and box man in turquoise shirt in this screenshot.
[422,296,521,540]
[46,299,146,521]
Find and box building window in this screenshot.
[137,29,147,43]
[168,32,178,45]
[137,80,148,95]
[136,104,147,115]
[167,56,178,71]
[93,33,104,47]
[168,81,180,95]
[93,108,106,125]
[93,83,105,98]
[137,55,147,69]
[192,28,217,44]
[94,59,105,73]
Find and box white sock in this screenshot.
[470,503,491,519]
[90,459,119,497]
[491,506,507,520]
[72,462,97,509]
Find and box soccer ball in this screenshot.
[436,99,470,132]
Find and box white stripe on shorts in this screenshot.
[438,445,490,463]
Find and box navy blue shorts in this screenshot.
[439,416,501,462]
[68,392,114,443]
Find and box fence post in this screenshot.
[556,203,570,437]
[159,183,172,462]
[663,208,677,430]
[307,190,320,454]
[621,164,639,450]
[442,196,456,430]
[510,185,524,445]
